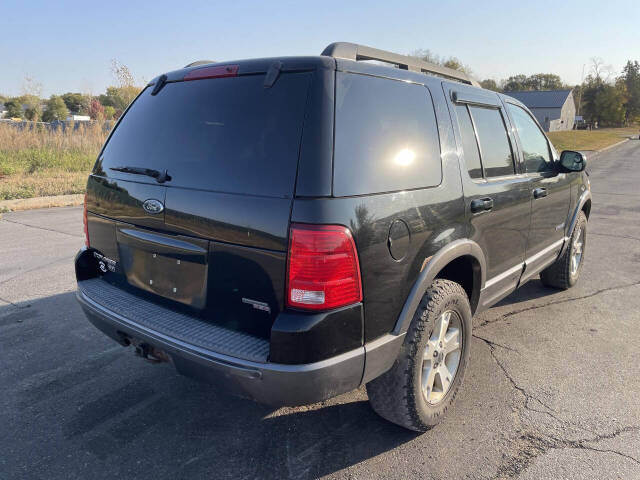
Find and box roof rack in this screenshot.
[321,42,479,87]
[184,60,216,68]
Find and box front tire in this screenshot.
[540,211,587,290]
[366,279,472,432]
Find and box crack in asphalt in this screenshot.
[472,333,518,353]
[0,295,30,311]
[474,335,558,415]
[477,281,640,329]
[475,334,640,478]
[0,217,83,239]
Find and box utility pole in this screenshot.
[577,63,585,117]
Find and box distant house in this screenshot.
[504,89,576,132]
[66,114,91,122]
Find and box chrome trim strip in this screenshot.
[484,263,524,289]
[525,238,567,265]
[483,237,567,292]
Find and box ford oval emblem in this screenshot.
[142,199,164,215]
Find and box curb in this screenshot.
[0,194,84,213]
[583,137,633,159]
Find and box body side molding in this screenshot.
[392,239,486,335]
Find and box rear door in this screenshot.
[86,67,313,337]
[503,100,571,281]
[445,83,531,307]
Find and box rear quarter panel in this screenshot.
[292,78,466,342]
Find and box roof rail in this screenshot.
[321,42,479,87]
[184,60,216,68]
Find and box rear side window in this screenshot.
[468,106,514,178]
[455,104,483,179]
[333,73,441,196]
[97,72,311,198]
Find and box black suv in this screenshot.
[75,42,591,431]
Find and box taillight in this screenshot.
[183,65,239,81]
[286,224,362,311]
[83,193,90,247]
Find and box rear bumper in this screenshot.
[77,285,370,406]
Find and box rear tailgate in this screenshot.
[86,66,312,338]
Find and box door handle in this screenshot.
[470,197,494,213]
[533,187,547,199]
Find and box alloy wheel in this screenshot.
[571,226,584,276]
[421,310,462,405]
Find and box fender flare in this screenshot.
[559,189,591,257]
[392,239,486,335]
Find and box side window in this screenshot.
[333,72,442,196]
[507,104,553,173]
[468,106,515,178]
[455,104,483,179]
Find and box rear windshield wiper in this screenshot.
[109,166,171,183]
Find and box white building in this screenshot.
[503,90,576,132]
[66,114,91,122]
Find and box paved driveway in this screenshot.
[2,141,639,479]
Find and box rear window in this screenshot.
[333,72,441,196]
[97,72,311,198]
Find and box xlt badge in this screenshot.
[242,297,271,314]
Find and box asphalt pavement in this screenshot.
[1,141,640,479]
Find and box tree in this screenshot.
[582,75,626,127]
[4,98,23,118]
[589,57,614,83]
[411,49,441,65]
[103,105,116,120]
[503,74,529,91]
[442,57,472,74]
[111,59,136,88]
[42,95,69,122]
[480,79,500,92]
[61,92,90,114]
[526,73,564,90]
[621,60,640,123]
[87,98,105,120]
[410,50,472,74]
[96,59,143,117]
[20,94,42,121]
[98,86,140,115]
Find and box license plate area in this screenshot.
[116,225,208,309]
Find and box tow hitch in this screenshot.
[134,342,171,364]
[119,334,171,364]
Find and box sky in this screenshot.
[1,0,639,97]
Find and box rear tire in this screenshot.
[540,211,587,290]
[366,279,472,432]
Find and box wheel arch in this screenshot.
[582,198,591,219]
[560,189,591,258]
[392,239,486,335]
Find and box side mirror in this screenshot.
[559,150,587,172]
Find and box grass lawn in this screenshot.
[0,122,106,200]
[547,127,638,152]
